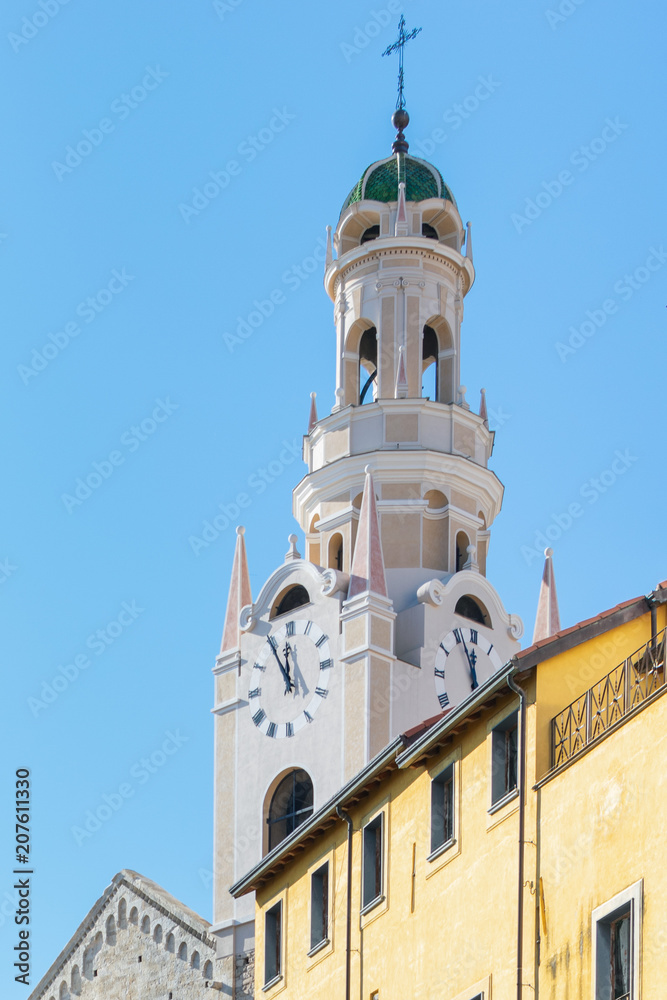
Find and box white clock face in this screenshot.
[249,619,333,738]
[434,626,503,709]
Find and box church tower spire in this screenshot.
[533,547,561,643]
[219,526,252,654]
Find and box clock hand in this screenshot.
[269,639,291,690]
[460,634,479,690]
[283,642,295,694]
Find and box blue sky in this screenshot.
[1,0,666,990]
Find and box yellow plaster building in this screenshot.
[232,583,667,999]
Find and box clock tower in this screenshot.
[210,107,523,986]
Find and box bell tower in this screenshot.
[211,92,523,994]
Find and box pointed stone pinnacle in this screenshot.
[532,547,561,643]
[348,468,388,599]
[220,526,252,653]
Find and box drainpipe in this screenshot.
[645,593,658,647]
[336,805,353,1000]
[508,672,527,1000]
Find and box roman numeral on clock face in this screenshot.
[434,668,445,679]
[438,692,450,709]
[453,628,462,644]
[315,687,328,699]
[304,711,313,724]
[248,687,261,699]
[267,722,277,739]
[285,722,294,738]
[470,629,478,644]
[439,643,449,655]
[315,634,327,648]
[252,709,266,727]
[254,662,266,672]
[268,635,277,651]
[320,658,333,670]
[286,621,295,637]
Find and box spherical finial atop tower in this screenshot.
[391,107,410,154]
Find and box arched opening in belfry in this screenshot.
[359,327,378,404]
[266,769,314,852]
[328,533,343,571]
[422,325,439,400]
[422,222,438,239]
[271,585,310,619]
[361,224,380,244]
[455,595,491,627]
[456,531,470,572]
[424,316,455,403]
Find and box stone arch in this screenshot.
[191,950,201,969]
[178,942,188,961]
[425,489,448,510]
[352,492,364,510]
[141,915,150,934]
[455,531,470,572]
[328,532,343,572]
[338,209,382,255]
[204,960,214,980]
[424,316,455,403]
[129,906,138,925]
[264,768,314,854]
[70,966,81,996]
[59,981,70,1000]
[166,932,175,953]
[153,924,163,944]
[118,897,127,929]
[343,318,375,406]
[105,914,116,945]
[83,932,102,981]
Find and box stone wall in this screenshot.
[234,949,255,999]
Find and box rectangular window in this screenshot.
[310,862,329,951]
[593,880,641,1000]
[491,710,518,805]
[264,901,282,987]
[362,813,383,910]
[430,763,454,855]
[596,905,632,999]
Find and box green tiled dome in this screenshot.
[342,154,454,213]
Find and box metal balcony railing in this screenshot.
[552,628,667,769]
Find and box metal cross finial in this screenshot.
[382,14,422,110]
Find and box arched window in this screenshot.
[267,769,314,852]
[166,933,175,953]
[178,942,188,961]
[204,960,214,980]
[272,585,310,619]
[360,224,380,244]
[129,906,138,926]
[59,982,69,1000]
[455,595,490,626]
[140,915,150,934]
[191,951,200,970]
[105,914,116,946]
[153,924,163,944]
[71,966,82,996]
[328,533,343,571]
[83,933,102,981]
[359,327,378,404]
[424,489,448,510]
[118,897,127,929]
[422,325,439,400]
[422,222,438,239]
[455,531,470,572]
